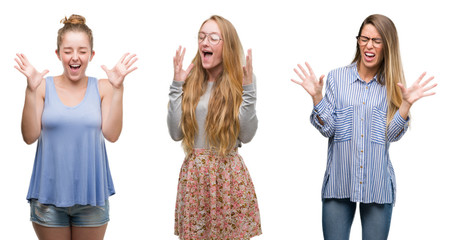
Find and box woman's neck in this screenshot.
[358,61,379,83]
[206,65,223,82]
[56,74,88,89]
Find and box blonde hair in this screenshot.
[181,15,244,155]
[352,14,407,125]
[57,14,93,53]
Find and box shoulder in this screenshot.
[327,63,357,85]
[97,78,112,98]
[36,76,49,100]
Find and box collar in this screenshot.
[349,62,381,85]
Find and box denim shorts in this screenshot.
[30,199,110,227]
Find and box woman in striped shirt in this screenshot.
[291,14,437,240]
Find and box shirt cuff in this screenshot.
[393,110,409,128]
[313,97,327,114]
[243,83,255,91]
[171,81,184,88]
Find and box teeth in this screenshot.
[70,65,80,67]
[365,53,375,57]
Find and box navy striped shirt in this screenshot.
[311,63,409,204]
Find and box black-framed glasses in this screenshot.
[198,32,222,46]
[356,35,383,48]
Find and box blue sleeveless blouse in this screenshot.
[27,77,115,207]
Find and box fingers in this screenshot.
[14,65,27,76]
[41,69,49,77]
[298,63,309,79]
[319,75,325,86]
[174,46,185,70]
[420,76,434,87]
[305,62,315,76]
[14,58,25,70]
[118,53,129,65]
[126,66,138,75]
[293,67,304,81]
[396,82,406,94]
[246,48,253,70]
[185,63,194,76]
[290,79,302,86]
[123,53,137,66]
[423,82,438,93]
[101,65,108,73]
[16,53,28,65]
[124,55,138,69]
[415,72,427,85]
[181,47,186,61]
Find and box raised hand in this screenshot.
[397,72,437,107]
[243,49,253,85]
[14,53,49,91]
[101,53,138,89]
[173,46,194,82]
[291,62,325,102]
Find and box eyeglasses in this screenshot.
[356,35,383,48]
[198,32,222,46]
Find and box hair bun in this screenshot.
[60,14,86,25]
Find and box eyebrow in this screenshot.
[199,31,221,34]
[62,47,89,50]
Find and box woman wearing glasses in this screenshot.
[291,14,436,239]
[168,15,262,239]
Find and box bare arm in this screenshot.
[100,53,138,142]
[15,53,48,144]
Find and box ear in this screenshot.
[90,50,95,61]
[55,49,61,61]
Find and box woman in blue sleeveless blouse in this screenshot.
[291,14,437,240]
[15,14,137,240]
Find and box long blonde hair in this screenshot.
[181,15,244,155]
[352,14,407,125]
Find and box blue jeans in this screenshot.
[322,198,392,240]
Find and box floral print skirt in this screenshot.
[175,149,262,240]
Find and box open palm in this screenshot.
[101,53,138,88]
[291,62,324,100]
[397,72,437,106]
[14,53,49,91]
[173,46,193,82]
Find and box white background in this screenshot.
[1,0,449,239]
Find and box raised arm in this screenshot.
[291,62,336,138]
[387,72,437,142]
[15,53,48,144]
[168,46,193,141]
[238,49,258,143]
[99,53,138,142]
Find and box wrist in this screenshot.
[312,94,323,106]
[112,84,124,92]
[26,85,37,93]
[399,101,412,120]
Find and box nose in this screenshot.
[71,52,80,61]
[200,37,210,46]
[366,39,374,49]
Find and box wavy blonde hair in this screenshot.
[352,14,407,126]
[181,15,244,155]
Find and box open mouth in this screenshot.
[364,52,375,62]
[70,64,81,70]
[202,51,213,58]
